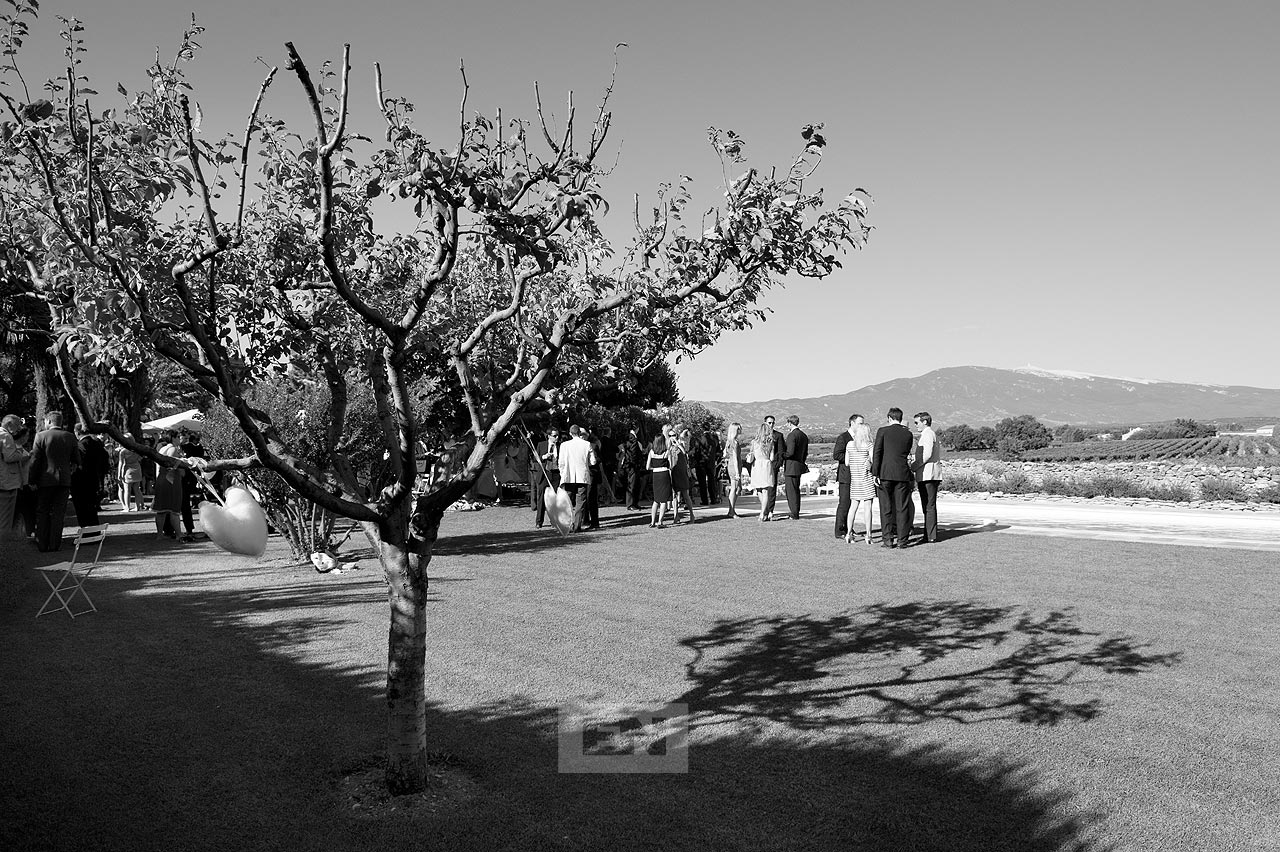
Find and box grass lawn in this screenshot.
[2,502,1277,851]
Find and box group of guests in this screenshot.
[522,406,943,547]
[0,411,210,552]
[831,408,942,548]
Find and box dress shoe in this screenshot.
[880,542,895,549]
[895,542,911,549]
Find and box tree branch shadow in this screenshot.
[672,601,1181,729]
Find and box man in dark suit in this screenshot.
[29,412,82,551]
[531,427,561,529]
[871,407,915,548]
[782,415,810,520]
[760,415,787,520]
[70,423,110,527]
[832,413,863,538]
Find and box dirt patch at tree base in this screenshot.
[337,753,481,819]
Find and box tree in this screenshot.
[1,11,871,794]
[994,414,1053,458]
[938,424,978,451]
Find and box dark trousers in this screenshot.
[562,482,589,532]
[762,473,780,517]
[624,468,641,508]
[35,485,71,552]
[586,477,600,527]
[533,471,561,527]
[917,480,940,542]
[181,476,196,534]
[15,485,36,535]
[70,480,100,527]
[784,474,802,519]
[835,467,851,535]
[878,480,913,544]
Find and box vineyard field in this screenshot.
[1021,435,1280,462]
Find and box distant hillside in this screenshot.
[695,366,1280,431]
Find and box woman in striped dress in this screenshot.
[844,422,877,543]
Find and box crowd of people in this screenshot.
[524,407,944,547]
[0,412,210,552]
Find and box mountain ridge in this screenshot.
[693,366,1280,430]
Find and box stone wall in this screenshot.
[943,458,1280,499]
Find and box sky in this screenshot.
[12,1,1278,401]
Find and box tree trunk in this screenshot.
[379,501,432,795]
[32,343,66,424]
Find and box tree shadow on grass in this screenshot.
[0,564,1120,852]
[672,601,1182,729]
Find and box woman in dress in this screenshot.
[723,422,743,518]
[647,435,673,528]
[843,422,877,543]
[669,427,697,524]
[117,436,145,512]
[152,431,185,540]
[748,423,776,521]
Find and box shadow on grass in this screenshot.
[674,602,1182,729]
[1,563,1120,851]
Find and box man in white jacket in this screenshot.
[557,424,597,533]
[912,412,943,544]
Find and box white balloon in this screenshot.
[199,486,269,557]
[543,486,574,535]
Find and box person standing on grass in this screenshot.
[647,434,673,528]
[29,412,82,552]
[842,421,877,544]
[723,422,743,518]
[872,407,915,548]
[584,428,602,530]
[152,431,185,541]
[531,428,561,529]
[912,412,943,544]
[760,415,786,520]
[70,423,110,528]
[832,414,864,538]
[116,436,145,512]
[180,430,208,541]
[748,421,778,521]
[617,428,643,511]
[782,415,809,521]
[0,413,30,541]
[557,425,597,533]
[670,427,697,524]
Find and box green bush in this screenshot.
[998,468,1034,493]
[1198,476,1247,502]
[1144,483,1194,502]
[1040,474,1073,495]
[1077,473,1143,499]
[1260,485,1280,505]
[943,472,990,493]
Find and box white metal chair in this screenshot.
[34,524,109,619]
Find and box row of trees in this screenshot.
[0,8,870,794]
[939,416,1221,457]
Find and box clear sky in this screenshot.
[19,1,1279,400]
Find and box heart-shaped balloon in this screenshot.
[199,486,269,557]
[543,486,574,535]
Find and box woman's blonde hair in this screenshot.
[727,422,741,443]
[753,423,774,460]
[853,423,872,449]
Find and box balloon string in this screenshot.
[192,470,226,506]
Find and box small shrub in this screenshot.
[998,468,1033,493]
[980,460,1009,477]
[1081,473,1143,498]
[1144,483,1194,502]
[944,472,990,493]
[1040,475,1074,495]
[1259,485,1280,505]
[1198,476,1247,502]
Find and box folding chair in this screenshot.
[34,524,109,619]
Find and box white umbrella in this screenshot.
[141,409,205,434]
